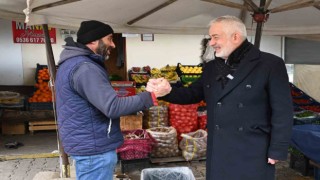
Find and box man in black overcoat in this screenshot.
[147,15,293,180]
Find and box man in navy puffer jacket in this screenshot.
[55,20,157,180]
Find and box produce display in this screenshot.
[178,64,202,74]
[176,63,203,86]
[143,105,169,129]
[128,66,151,86]
[294,111,317,119]
[131,66,151,73]
[290,83,319,107]
[129,63,204,86]
[121,63,210,160]
[160,64,177,72]
[28,66,53,103]
[150,65,179,82]
[179,129,207,161]
[290,83,320,125]
[147,127,180,158]
[130,74,150,84]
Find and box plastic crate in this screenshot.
[141,167,195,180]
[175,63,202,76]
[176,63,202,84]
[29,102,53,110]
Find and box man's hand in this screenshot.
[267,158,279,165]
[146,78,172,97]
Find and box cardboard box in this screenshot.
[120,113,143,131]
[2,121,26,135]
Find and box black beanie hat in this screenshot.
[77,20,114,44]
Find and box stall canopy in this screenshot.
[0,0,320,36]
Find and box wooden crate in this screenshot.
[29,120,57,134]
[2,121,26,135]
[120,113,143,131]
[1,110,27,135]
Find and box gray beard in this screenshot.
[105,55,109,61]
[96,39,109,61]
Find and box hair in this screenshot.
[209,15,247,40]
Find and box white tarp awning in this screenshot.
[1,0,320,36]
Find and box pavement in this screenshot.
[0,131,316,180]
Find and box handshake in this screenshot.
[146,78,172,97]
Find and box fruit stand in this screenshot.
[289,83,320,176]
[114,63,207,175]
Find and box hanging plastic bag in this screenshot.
[202,41,215,62]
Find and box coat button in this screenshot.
[217,102,222,107]
[246,84,252,89]
[238,127,244,131]
[238,103,244,108]
[215,125,220,130]
[206,84,211,88]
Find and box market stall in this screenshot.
[289,83,320,178]
[291,125,320,179]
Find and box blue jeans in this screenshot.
[71,150,118,180]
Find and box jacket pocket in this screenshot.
[252,125,271,134]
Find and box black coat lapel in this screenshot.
[216,48,261,102]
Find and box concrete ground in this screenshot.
[0,131,316,180]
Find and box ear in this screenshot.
[232,32,243,44]
[89,40,99,46]
[232,33,239,41]
[86,40,99,52]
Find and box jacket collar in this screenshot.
[215,45,261,102]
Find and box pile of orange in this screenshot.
[28,67,53,103]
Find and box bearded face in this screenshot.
[209,22,239,60]
[96,39,110,61]
[214,37,235,59]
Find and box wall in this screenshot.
[0,19,23,85]
[126,34,205,68]
[0,19,283,85]
[126,35,283,69]
[0,19,64,85]
[21,30,64,85]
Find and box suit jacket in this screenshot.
[161,46,293,180]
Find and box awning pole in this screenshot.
[253,0,266,49]
[42,24,70,178]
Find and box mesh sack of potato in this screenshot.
[147,126,180,158]
[143,105,169,129]
[168,103,199,142]
[179,129,207,161]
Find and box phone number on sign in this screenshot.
[15,37,55,43]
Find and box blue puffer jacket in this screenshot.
[55,38,154,156]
